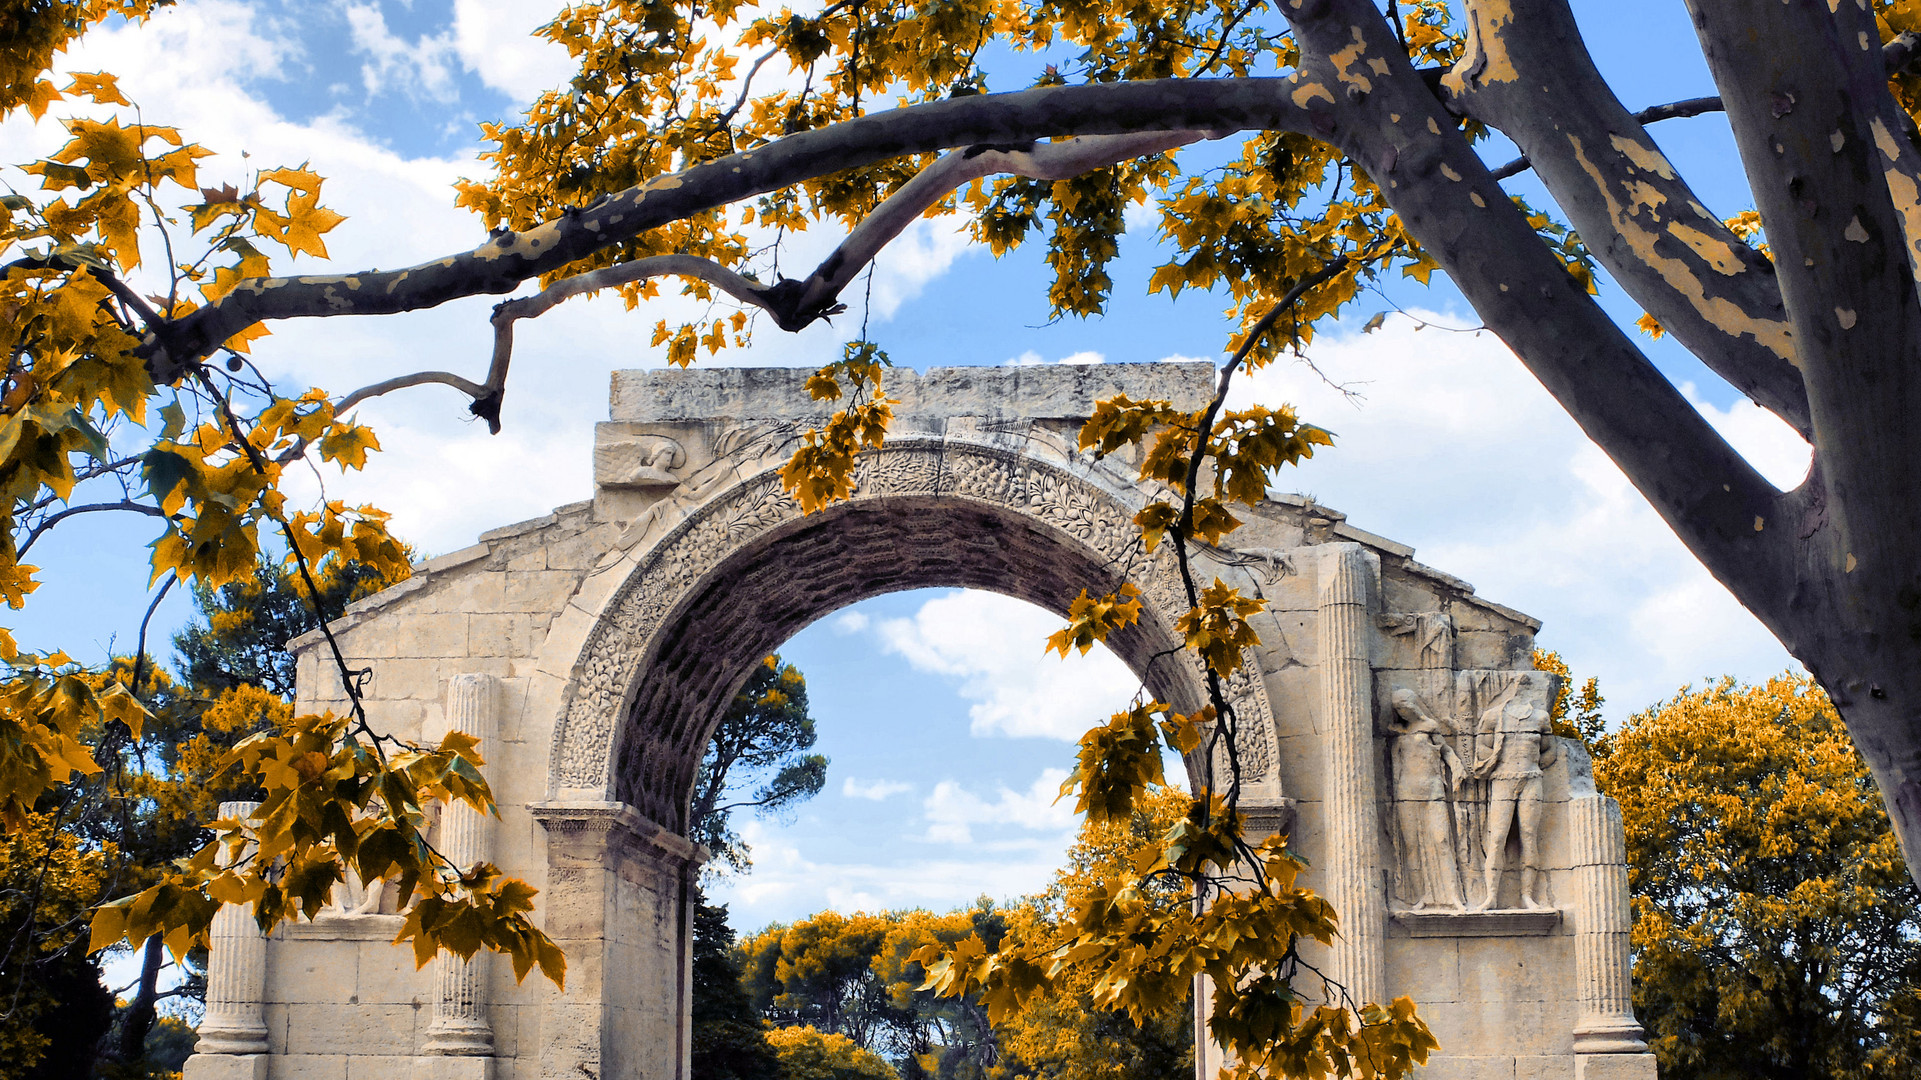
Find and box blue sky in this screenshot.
[2,1,1809,932]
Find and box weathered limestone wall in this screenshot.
[180,362,1653,1080]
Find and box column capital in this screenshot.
[530,800,711,868]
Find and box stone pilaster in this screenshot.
[1569,794,1648,1053]
[422,674,499,1061]
[185,802,269,1080]
[1318,544,1384,1009]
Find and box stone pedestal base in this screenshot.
[1576,1054,1659,1080]
[182,1055,269,1080]
[1574,1016,1651,1054]
[413,1056,496,1080]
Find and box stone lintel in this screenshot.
[529,800,709,867]
[609,362,1218,423]
[1389,909,1563,938]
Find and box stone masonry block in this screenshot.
[182,1055,269,1080]
[424,572,506,616]
[368,659,448,704]
[409,1057,496,1080]
[282,1004,418,1056]
[272,1055,353,1080]
[469,614,530,659]
[391,614,468,658]
[1404,1057,1515,1080]
[611,362,1217,422]
[1575,1056,1659,1080]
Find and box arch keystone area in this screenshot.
[182,363,1654,1080]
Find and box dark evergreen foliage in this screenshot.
[692,898,786,1080]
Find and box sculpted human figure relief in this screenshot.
[1468,683,1559,911]
[1386,688,1468,911]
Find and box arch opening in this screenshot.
[611,494,1208,831]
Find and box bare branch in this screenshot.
[18,500,165,556]
[333,371,490,416]
[482,131,1220,423]
[148,78,1317,380]
[1486,97,1725,181]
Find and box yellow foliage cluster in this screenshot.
[0,2,563,987]
[0,811,113,1077]
[1596,673,1921,1076]
[767,1025,900,1080]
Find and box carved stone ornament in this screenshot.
[595,433,689,488]
[548,438,1279,819]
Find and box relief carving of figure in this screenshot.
[1468,685,1558,910]
[318,868,387,918]
[1387,689,1467,910]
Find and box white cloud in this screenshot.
[451,0,574,104]
[708,818,1069,926]
[874,591,1139,740]
[1007,349,1106,366]
[1683,383,1812,491]
[920,769,1075,844]
[842,777,912,800]
[1229,312,1801,721]
[345,3,460,103]
[830,611,871,635]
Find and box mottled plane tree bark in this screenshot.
[120,0,1921,889]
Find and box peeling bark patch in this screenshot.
[1328,27,1374,94]
[1608,134,1677,180]
[1755,516,1765,532]
[1440,163,1462,181]
[1838,307,1858,328]
[1568,134,1796,360]
[1291,82,1335,108]
[1441,0,1521,95]
[1848,553,1858,572]
[1670,223,1749,275]
[1833,130,1847,152]
[1846,215,1870,243]
[1471,191,1487,208]
[1428,117,1442,135]
[1868,118,1921,268]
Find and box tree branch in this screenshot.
[1485,97,1724,181]
[1444,0,1812,439]
[481,130,1219,422]
[18,500,165,556]
[1284,0,1791,615]
[147,79,1318,380]
[1486,29,1921,184]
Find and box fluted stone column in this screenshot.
[422,674,499,1066]
[184,801,269,1080]
[1569,794,1648,1053]
[1318,544,1384,1008]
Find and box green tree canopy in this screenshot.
[689,655,828,873]
[692,899,786,1080]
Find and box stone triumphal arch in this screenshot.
[182,362,1655,1080]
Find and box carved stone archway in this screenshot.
[185,363,1652,1080]
[544,435,1277,823]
